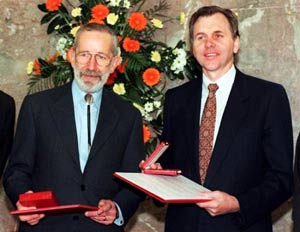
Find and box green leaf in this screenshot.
[125,52,148,74]
[41,12,58,25]
[37,58,57,78]
[126,87,143,105]
[59,4,69,15]
[145,139,160,156]
[37,3,48,13]
[54,66,73,87]
[47,16,68,34]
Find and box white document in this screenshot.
[114,172,211,203]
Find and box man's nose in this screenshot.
[205,38,216,48]
[86,55,98,70]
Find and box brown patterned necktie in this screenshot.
[199,83,219,184]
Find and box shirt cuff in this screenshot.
[114,202,124,226]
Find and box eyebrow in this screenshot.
[77,51,111,57]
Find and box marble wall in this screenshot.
[0,0,299,231]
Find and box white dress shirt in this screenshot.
[200,65,236,147]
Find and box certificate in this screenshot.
[114,172,211,203]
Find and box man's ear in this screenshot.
[69,46,76,67]
[233,36,240,54]
[110,56,122,73]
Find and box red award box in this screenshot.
[19,191,59,208]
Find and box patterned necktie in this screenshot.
[199,83,219,184]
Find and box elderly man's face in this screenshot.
[71,30,119,92]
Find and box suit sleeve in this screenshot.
[235,84,294,228]
[0,95,15,176]
[3,96,36,205]
[293,133,300,232]
[113,110,145,224]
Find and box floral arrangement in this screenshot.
[26,0,200,155]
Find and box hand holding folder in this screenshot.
[11,191,98,216]
[141,142,181,176]
[115,141,210,203]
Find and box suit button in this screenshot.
[73,216,79,221]
[80,184,86,191]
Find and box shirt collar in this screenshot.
[202,65,236,91]
[72,80,102,110]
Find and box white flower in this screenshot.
[170,48,187,74]
[108,0,121,7]
[107,13,119,25]
[56,37,73,60]
[171,58,187,74]
[71,7,82,17]
[26,61,34,74]
[144,102,154,113]
[113,83,126,95]
[153,100,161,108]
[123,0,130,8]
[173,48,186,58]
[145,114,153,122]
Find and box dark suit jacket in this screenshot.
[0,90,15,176]
[293,132,300,232]
[3,83,145,232]
[160,69,293,232]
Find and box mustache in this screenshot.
[80,70,101,77]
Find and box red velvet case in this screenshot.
[19,191,59,208]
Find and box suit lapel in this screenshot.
[188,78,204,180]
[88,89,119,161]
[205,70,250,186]
[48,83,80,167]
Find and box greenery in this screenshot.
[26,0,200,155]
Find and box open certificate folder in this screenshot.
[114,172,211,203]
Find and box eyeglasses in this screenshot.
[76,51,113,67]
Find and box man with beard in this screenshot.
[3,23,145,232]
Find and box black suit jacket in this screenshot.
[160,69,293,232]
[4,83,145,232]
[0,90,15,176]
[293,132,300,232]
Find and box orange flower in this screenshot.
[66,48,72,63]
[45,0,62,12]
[117,36,122,43]
[33,59,41,75]
[123,37,140,52]
[128,12,147,31]
[106,71,117,86]
[143,125,151,143]
[88,18,105,24]
[116,60,128,73]
[47,52,59,63]
[142,68,160,86]
[91,4,109,20]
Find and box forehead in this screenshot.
[194,13,231,34]
[76,30,113,52]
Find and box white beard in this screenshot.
[73,68,110,93]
